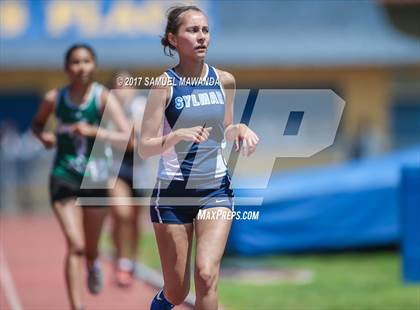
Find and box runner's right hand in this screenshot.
[40,132,56,149]
[174,126,213,143]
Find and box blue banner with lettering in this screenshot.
[0,0,212,42]
[0,0,214,68]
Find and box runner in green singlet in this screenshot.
[32,44,131,310]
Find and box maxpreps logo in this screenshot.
[81,88,346,208]
[174,91,224,110]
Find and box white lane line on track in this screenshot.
[0,249,23,310]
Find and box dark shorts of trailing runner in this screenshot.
[49,174,108,207]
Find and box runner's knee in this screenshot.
[195,262,218,292]
[68,239,85,256]
[115,209,133,223]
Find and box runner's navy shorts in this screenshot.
[150,174,234,224]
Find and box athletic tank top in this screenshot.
[52,82,109,184]
[158,64,228,182]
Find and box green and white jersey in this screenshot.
[52,82,110,185]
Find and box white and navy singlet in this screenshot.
[150,64,234,224]
[158,63,229,184]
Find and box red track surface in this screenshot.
[0,214,190,310]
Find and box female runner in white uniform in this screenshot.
[139,6,259,310]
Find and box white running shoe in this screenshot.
[87,261,103,294]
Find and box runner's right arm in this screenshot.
[138,75,212,159]
[31,89,58,149]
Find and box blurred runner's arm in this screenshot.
[76,88,132,150]
[31,89,58,149]
[132,96,147,155]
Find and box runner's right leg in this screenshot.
[83,206,108,294]
[152,223,194,306]
[110,177,137,286]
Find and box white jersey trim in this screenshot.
[63,82,98,110]
[215,147,228,178]
[155,180,163,223]
[212,67,226,101]
[169,63,209,82]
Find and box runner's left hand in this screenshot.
[235,124,259,156]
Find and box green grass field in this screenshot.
[103,232,420,310]
[219,253,420,310]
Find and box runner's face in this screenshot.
[173,11,209,60]
[66,48,96,84]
